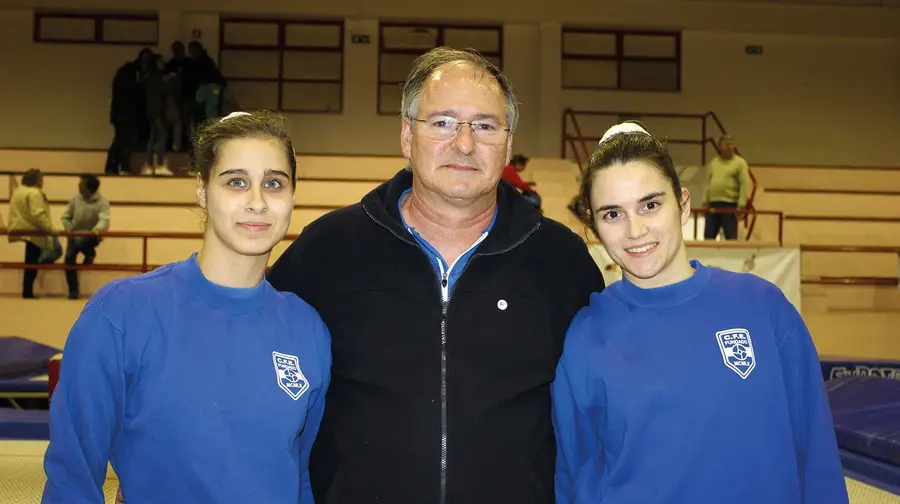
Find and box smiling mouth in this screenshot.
[238,222,271,231]
[625,243,658,256]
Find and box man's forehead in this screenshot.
[423,63,502,95]
[419,64,505,117]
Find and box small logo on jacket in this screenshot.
[715,328,756,379]
[272,351,309,400]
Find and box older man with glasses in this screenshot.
[267,47,605,504]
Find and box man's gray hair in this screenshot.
[400,47,519,133]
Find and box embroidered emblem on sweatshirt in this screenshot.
[273,351,309,400]
[715,328,756,380]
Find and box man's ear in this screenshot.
[196,175,207,209]
[401,117,413,160]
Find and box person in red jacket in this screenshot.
[503,154,542,210]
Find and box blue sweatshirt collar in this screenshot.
[613,259,711,308]
[176,253,269,315]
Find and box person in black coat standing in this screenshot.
[104,49,149,175]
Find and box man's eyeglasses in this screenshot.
[409,116,510,145]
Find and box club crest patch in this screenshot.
[272,351,309,400]
[715,328,756,379]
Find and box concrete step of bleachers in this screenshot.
[0,204,332,235]
[802,249,899,280]
[783,218,900,247]
[756,189,900,219]
[0,148,407,180]
[803,284,900,313]
[1,173,382,207]
[752,165,900,193]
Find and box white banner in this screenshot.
[588,244,802,313]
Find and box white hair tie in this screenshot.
[220,111,251,122]
[599,122,650,145]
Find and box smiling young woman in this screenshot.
[42,111,332,504]
[550,121,848,504]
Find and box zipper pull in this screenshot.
[441,272,448,289]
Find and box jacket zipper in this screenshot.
[364,203,541,504]
[435,231,488,504]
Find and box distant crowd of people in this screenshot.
[105,40,231,177]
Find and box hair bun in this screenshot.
[599,122,651,145]
[220,111,251,122]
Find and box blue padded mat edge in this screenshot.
[0,378,47,394]
[827,376,900,468]
[0,408,49,440]
[0,336,60,379]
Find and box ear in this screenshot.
[196,174,207,209]
[679,187,692,226]
[504,133,514,167]
[400,117,413,160]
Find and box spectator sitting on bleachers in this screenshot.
[502,154,542,211]
[61,174,110,299]
[7,168,60,299]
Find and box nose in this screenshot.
[625,214,648,240]
[451,123,476,155]
[245,185,268,213]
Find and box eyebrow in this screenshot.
[595,191,666,214]
[217,168,292,179]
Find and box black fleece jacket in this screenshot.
[268,169,605,504]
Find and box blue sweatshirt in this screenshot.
[42,254,331,504]
[552,260,848,504]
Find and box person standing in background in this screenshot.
[61,175,111,300]
[7,169,58,298]
[140,53,173,175]
[105,50,144,175]
[702,134,751,240]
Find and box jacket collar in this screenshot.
[361,168,542,255]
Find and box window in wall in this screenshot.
[220,18,343,114]
[378,23,503,115]
[34,11,158,45]
[562,29,680,92]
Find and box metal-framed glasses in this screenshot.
[410,116,511,145]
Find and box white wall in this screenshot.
[0,0,898,167]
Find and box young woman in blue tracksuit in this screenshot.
[551,121,848,504]
[42,111,331,504]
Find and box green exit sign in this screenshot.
[351,34,370,44]
[745,45,763,55]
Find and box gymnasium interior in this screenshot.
[1,0,900,502]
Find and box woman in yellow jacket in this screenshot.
[7,168,59,298]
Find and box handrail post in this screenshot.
[701,116,707,164]
[778,212,783,246]
[142,236,148,273]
